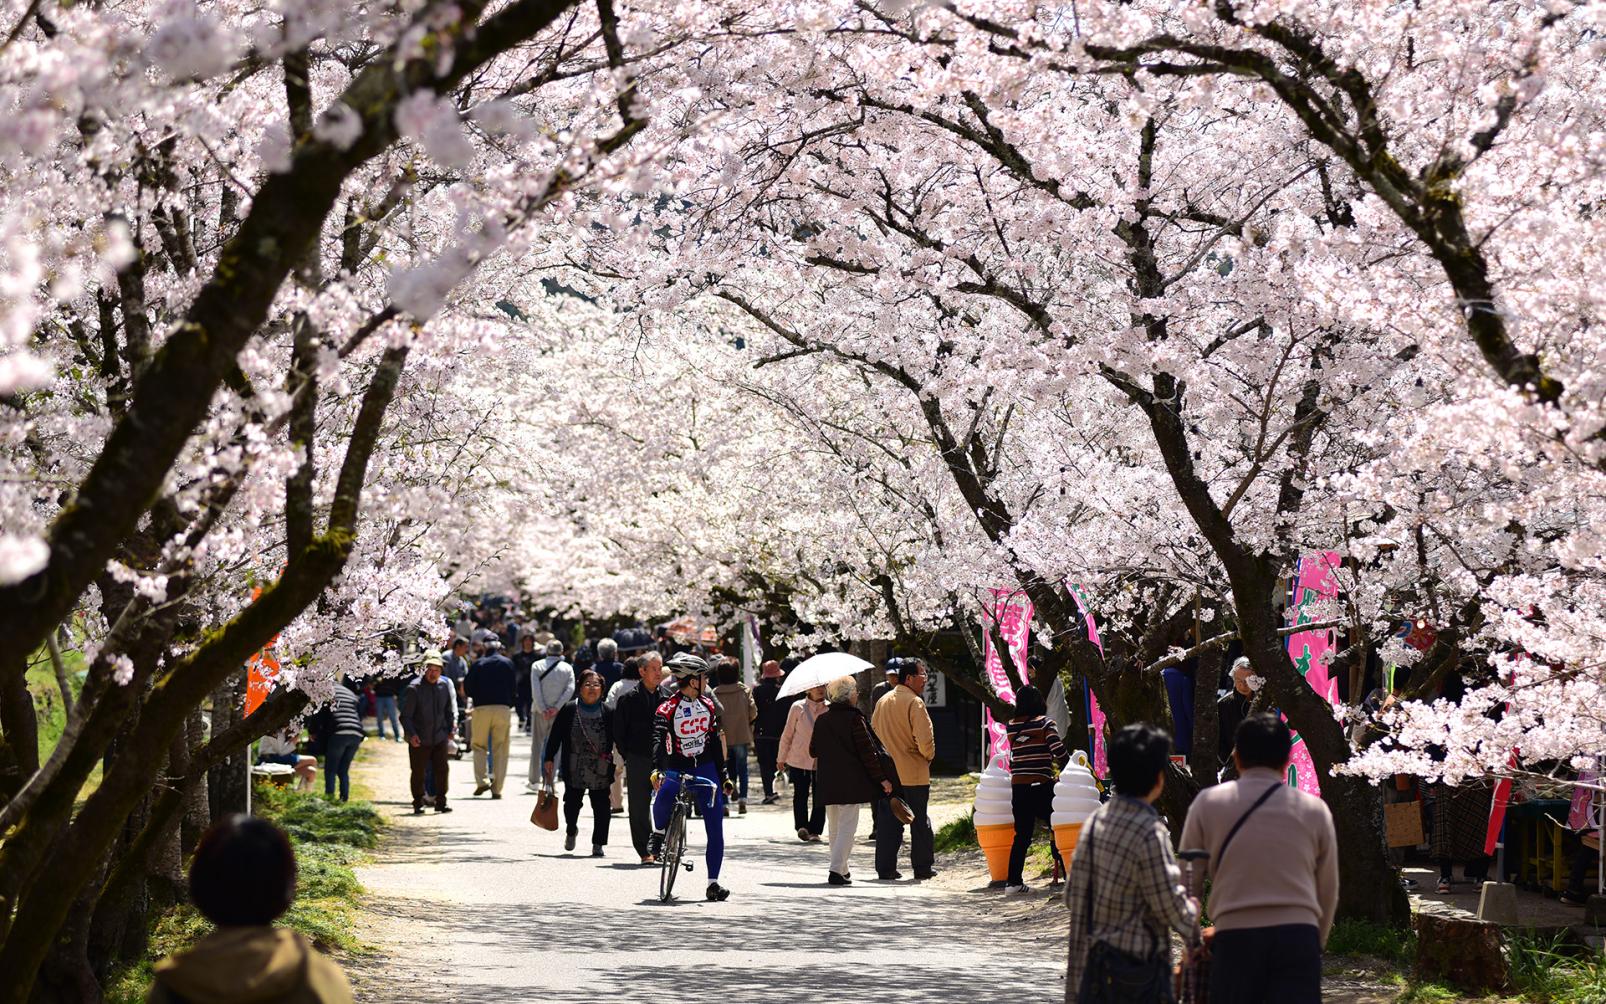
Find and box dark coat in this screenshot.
[543,700,616,786]
[465,653,517,707]
[810,703,886,806]
[400,676,454,745]
[753,677,791,738]
[613,685,659,758]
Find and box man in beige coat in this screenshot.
[871,659,937,879]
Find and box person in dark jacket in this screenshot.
[466,638,517,798]
[752,660,790,804]
[512,633,538,733]
[544,670,615,857]
[322,680,366,802]
[614,657,665,863]
[810,676,891,886]
[147,816,353,1004]
[401,651,455,815]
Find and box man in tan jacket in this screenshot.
[871,658,937,879]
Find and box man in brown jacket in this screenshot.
[871,658,937,879]
[1180,713,1338,1004]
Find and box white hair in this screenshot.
[597,638,618,659]
[1232,657,1251,672]
[825,676,857,705]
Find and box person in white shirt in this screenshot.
[526,640,575,788]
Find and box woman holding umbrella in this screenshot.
[810,676,892,885]
[777,651,877,842]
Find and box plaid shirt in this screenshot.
[1063,795,1199,999]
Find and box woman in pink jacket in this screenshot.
[776,685,827,841]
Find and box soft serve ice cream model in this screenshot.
[1051,750,1102,866]
[972,753,1015,884]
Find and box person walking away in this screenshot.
[544,670,615,856]
[607,656,641,709]
[712,660,758,815]
[1005,685,1069,892]
[257,728,316,792]
[147,816,353,1004]
[1064,723,1199,1003]
[810,676,892,885]
[649,653,736,901]
[372,675,403,742]
[527,641,575,790]
[1181,714,1337,1004]
[871,658,937,879]
[466,637,517,798]
[752,660,789,805]
[614,657,662,863]
[322,680,365,802]
[512,634,538,733]
[402,651,455,815]
[776,685,828,842]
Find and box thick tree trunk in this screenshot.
[208,673,248,820]
[1189,645,1223,788]
[1234,567,1410,925]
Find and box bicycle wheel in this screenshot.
[658,800,687,902]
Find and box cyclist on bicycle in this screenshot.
[650,652,736,901]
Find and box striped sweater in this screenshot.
[1005,715,1068,784]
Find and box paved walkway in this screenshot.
[347,733,1066,1003]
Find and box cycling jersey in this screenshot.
[652,693,727,772]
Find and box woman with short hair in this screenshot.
[809,676,892,886]
[544,669,615,857]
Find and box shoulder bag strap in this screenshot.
[1216,781,1280,871]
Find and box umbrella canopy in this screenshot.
[777,652,874,699]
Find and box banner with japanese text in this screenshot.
[980,589,1032,765]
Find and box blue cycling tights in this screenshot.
[652,761,725,880]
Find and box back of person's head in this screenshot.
[1234,713,1293,770]
[546,640,564,657]
[895,657,925,685]
[716,661,739,686]
[190,816,296,926]
[597,638,618,660]
[1108,723,1172,797]
[1012,685,1047,720]
[780,657,799,673]
[622,656,641,681]
[824,676,857,705]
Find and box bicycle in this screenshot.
[657,772,722,902]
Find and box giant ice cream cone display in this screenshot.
[973,754,1014,883]
[1051,751,1101,865]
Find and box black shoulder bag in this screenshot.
[1077,818,1172,1004]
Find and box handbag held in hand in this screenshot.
[530,784,559,831]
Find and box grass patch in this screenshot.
[1392,979,1466,1004]
[26,643,85,759]
[1326,919,1415,966]
[105,784,384,1001]
[935,810,976,852]
[1507,931,1606,1004]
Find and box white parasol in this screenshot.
[777,652,875,699]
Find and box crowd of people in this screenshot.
[237,598,1350,1003]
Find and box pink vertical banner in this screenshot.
[1287,552,1341,704]
[980,589,1033,765]
[1283,552,1342,796]
[1068,586,1109,779]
